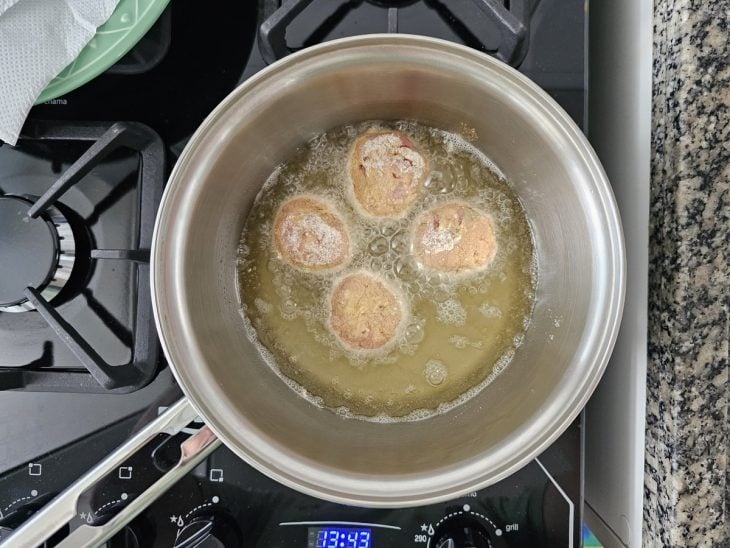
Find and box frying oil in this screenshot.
[237,120,536,421]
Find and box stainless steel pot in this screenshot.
[7,35,624,546]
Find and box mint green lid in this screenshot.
[35,0,170,104]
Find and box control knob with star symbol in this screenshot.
[172,512,241,548]
[103,515,154,548]
[0,495,69,545]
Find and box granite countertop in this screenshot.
[645,0,728,546]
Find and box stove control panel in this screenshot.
[93,442,578,548]
[0,420,580,547]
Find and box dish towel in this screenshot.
[0,0,119,145]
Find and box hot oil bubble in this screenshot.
[394,257,417,283]
[404,319,426,344]
[390,230,409,254]
[442,132,506,179]
[431,287,452,302]
[376,267,394,283]
[279,299,297,320]
[380,222,399,238]
[479,303,502,318]
[422,172,435,189]
[424,360,448,387]
[254,298,272,314]
[369,256,387,271]
[436,298,467,326]
[430,170,456,195]
[399,342,417,356]
[369,236,389,255]
[449,334,483,349]
[453,169,470,194]
[363,225,379,240]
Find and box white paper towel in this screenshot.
[0,0,24,18]
[0,0,119,145]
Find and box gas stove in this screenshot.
[0,1,592,546]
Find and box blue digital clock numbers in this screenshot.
[308,527,372,548]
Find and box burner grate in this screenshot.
[259,0,530,66]
[0,122,164,393]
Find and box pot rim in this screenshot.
[151,34,626,507]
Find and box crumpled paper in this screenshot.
[0,0,119,145]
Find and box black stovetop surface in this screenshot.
[0,1,587,546]
[28,0,586,156]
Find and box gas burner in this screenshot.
[0,121,164,393]
[0,195,76,313]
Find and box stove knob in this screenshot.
[105,525,142,548]
[434,518,493,548]
[0,499,69,545]
[105,516,154,548]
[172,513,241,548]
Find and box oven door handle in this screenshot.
[3,398,220,548]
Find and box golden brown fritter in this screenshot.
[411,202,498,274]
[328,271,405,351]
[273,196,350,272]
[348,131,428,218]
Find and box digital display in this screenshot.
[307,527,372,548]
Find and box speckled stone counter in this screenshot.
[645,0,728,546]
